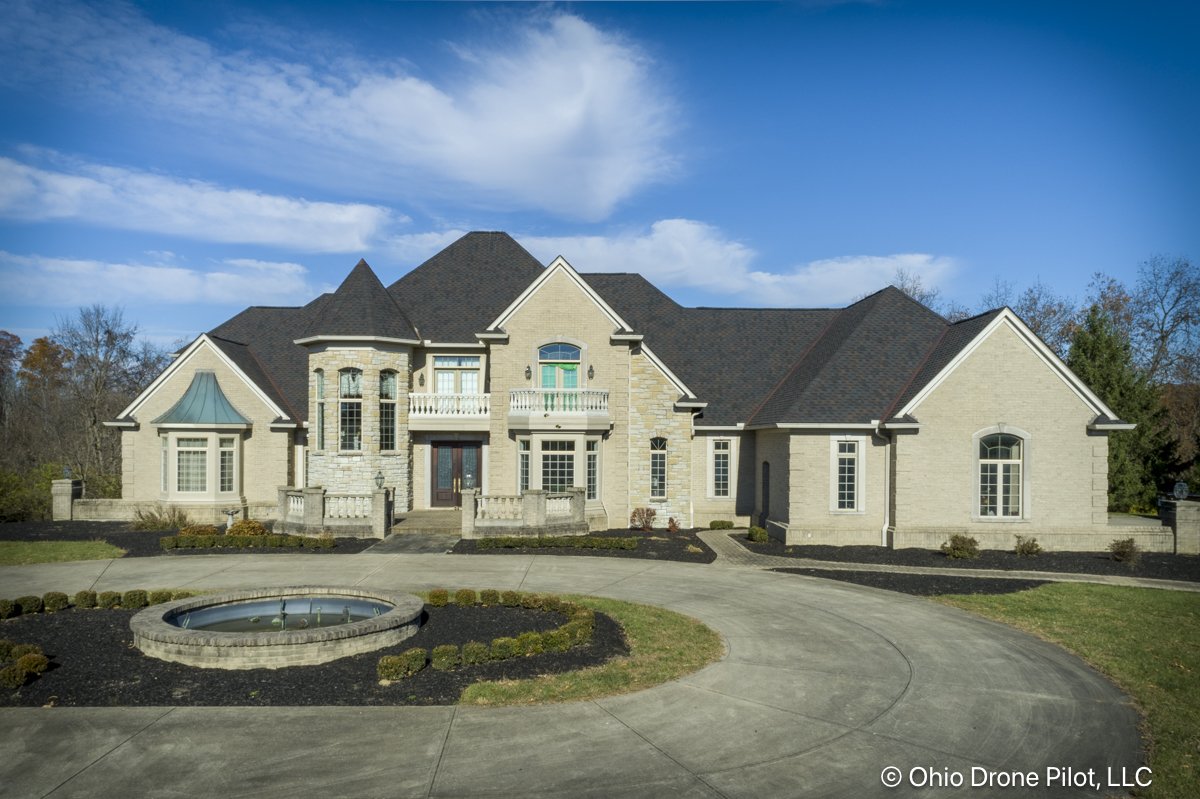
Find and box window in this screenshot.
[837,442,857,510]
[177,437,208,492]
[219,437,236,493]
[586,440,599,500]
[538,344,580,393]
[541,440,574,492]
[519,440,530,493]
[315,370,325,450]
[650,437,667,499]
[339,368,362,451]
[432,356,481,395]
[380,371,397,451]
[829,436,866,513]
[160,436,168,492]
[713,440,730,497]
[980,434,1022,517]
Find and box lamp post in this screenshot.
[374,471,385,490]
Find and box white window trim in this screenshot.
[218,436,238,494]
[531,335,588,389]
[586,438,602,503]
[707,436,737,500]
[972,424,1032,522]
[828,435,867,514]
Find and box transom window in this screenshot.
[339,368,362,451]
[542,440,575,492]
[650,437,667,499]
[539,344,580,391]
[177,437,208,493]
[980,434,1022,517]
[433,356,480,395]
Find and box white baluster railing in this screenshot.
[546,494,573,517]
[325,494,372,519]
[409,393,490,417]
[508,390,608,413]
[476,494,523,521]
[287,493,304,517]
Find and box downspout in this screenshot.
[873,428,890,547]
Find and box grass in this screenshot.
[0,540,126,566]
[457,594,724,707]
[934,583,1199,799]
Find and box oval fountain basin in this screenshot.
[131,586,423,670]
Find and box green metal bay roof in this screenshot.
[152,371,251,426]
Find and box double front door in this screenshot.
[432,442,480,507]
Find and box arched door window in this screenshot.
[979,434,1022,517]
[539,344,580,390]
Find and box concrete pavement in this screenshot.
[0,554,1142,798]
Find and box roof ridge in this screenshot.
[745,308,845,426]
[880,326,949,423]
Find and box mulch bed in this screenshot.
[0,521,377,557]
[451,528,717,564]
[737,534,1200,583]
[773,568,1052,597]
[0,603,628,707]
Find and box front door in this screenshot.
[432,442,480,507]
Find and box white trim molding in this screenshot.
[828,434,867,515]
[972,424,1032,522]
[293,335,421,346]
[486,256,634,334]
[639,343,697,400]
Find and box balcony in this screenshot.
[408,393,491,431]
[508,389,610,432]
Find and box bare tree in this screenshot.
[1131,255,1200,384]
[890,267,941,309]
[1012,280,1080,360]
[980,277,1016,311]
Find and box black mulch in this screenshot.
[0,604,628,707]
[736,534,1200,583]
[0,521,377,557]
[774,568,1051,597]
[450,528,717,564]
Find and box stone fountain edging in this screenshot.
[130,586,423,670]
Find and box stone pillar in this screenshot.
[1161,499,1200,555]
[302,486,326,535]
[569,487,586,524]
[461,488,477,539]
[371,488,390,539]
[52,479,82,521]
[522,490,547,529]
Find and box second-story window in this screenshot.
[650,437,667,499]
[539,344,580,390]
[339,368,362,451]
[314,369,325,451]
[380,371,397,451]
[433,356,481,393]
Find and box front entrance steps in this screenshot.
[390,509,462,536]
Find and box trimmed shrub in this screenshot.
[170,590,195,601]
[281,535,302,548]
[477,536,637,551]
[516,631,544,656]
[0,640,13,661]
[454,589,477,608]
[122,590,149,609]
[10,644,41,659]
[462,641,489,665]
[1,666,27,690]
[73,590,97,609]
[226,519,270,536]
[542,629,570,652]
[500,590,521,607]
[490,637,517,660]
[709,520,735,530]
[0,599,17,619]
[179,524,219,537]
[520,593,542,610]
[377,655,406,681]
[562,621,592,645]
[1108,537,1142,565]
[1014,535,1043,558]
[540,595,561,614]
[148,590,173,606]
[17,653,49,674]
[428,589,449,608]
[747,527,768,543]
[16,595,43,614]
[431,644,460,671]
[42,592,70,613]
[941,534,980,560]
[98,591,121,609]
[402,647,428,674]
[630,507,656,531]
[480,589,500,606]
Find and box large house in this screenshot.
[99,232,1145,550]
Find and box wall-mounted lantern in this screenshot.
[418,373,425,387]
[525,365,532,380]
[374,471,385,490]
[588,365,594,379]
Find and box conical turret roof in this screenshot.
[298,259,419,341]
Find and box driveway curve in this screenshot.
[1,554,1141,798]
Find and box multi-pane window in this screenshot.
[160,436,168,492]
[519,440,530,493]
[380,371,397,451]
[586,440,598,500]
[219,437,235,493]
[650,437,667,499]
[980,434,1022,517]
[539,345,580,401]
[315,369,325,450]
[541,440,574,492]
[433,356,480,395]
[713,440,730,497]
[339,368,362,451]
[177,437,208,492]
[837,442,857,510]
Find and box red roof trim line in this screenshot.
[879,326,948,425]
[745,308,844,427]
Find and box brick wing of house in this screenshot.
[97,231,1143,551]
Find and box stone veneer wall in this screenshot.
[628,349,693,527]
[306,345,412,512]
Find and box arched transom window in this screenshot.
[539,344,580,390]
[979,434,1022,517]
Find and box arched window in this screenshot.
[539,344,580,391]
[650,437,667,498]
[339,368,362,451]
[979,434,1022,517]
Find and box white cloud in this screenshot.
[0,1,675,220]
[521,219,957,307]
[383,230,471,266]
[0,155,396,252]
[0,252,331,307]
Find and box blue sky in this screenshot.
[1,0,1197,346]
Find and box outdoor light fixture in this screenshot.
[374,471,385,490]
[525,365,532,380]
[1174,482,1189,500]
[62,465,71,479]
[418,373,425,387]
[588,365,594,379]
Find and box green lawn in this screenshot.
[935,583,1199,799]
[0,540,126,566]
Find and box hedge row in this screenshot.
[0,589,199,618]
[377,590,596,681]
[475,536,636,550]
[1,640,48,690]
[161,534,335,550]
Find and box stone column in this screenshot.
[522,490,547,531]
[51,479,82,521]
[371,488,390,539]
[1162,499,1200,555]
[569,487,586,524]
[302,486,326,535]
[461,488,477,539]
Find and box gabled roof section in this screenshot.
[298,260,419,342]
[488,256,634,335]
[388,232,546,343]
[151,371,250,425]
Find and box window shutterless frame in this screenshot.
[828,435,867,514]
[973,426,1031,521]
[650,437,667,499]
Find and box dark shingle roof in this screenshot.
[388,232,546,343]
[299,260,419,341]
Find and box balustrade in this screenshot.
[508,389,608,413]
[409,393,490,417]
[324,494,372,519]
[476,495,523,521]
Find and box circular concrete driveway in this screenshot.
[1,554,1140,798]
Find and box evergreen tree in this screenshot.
[1067,306,1175,511]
